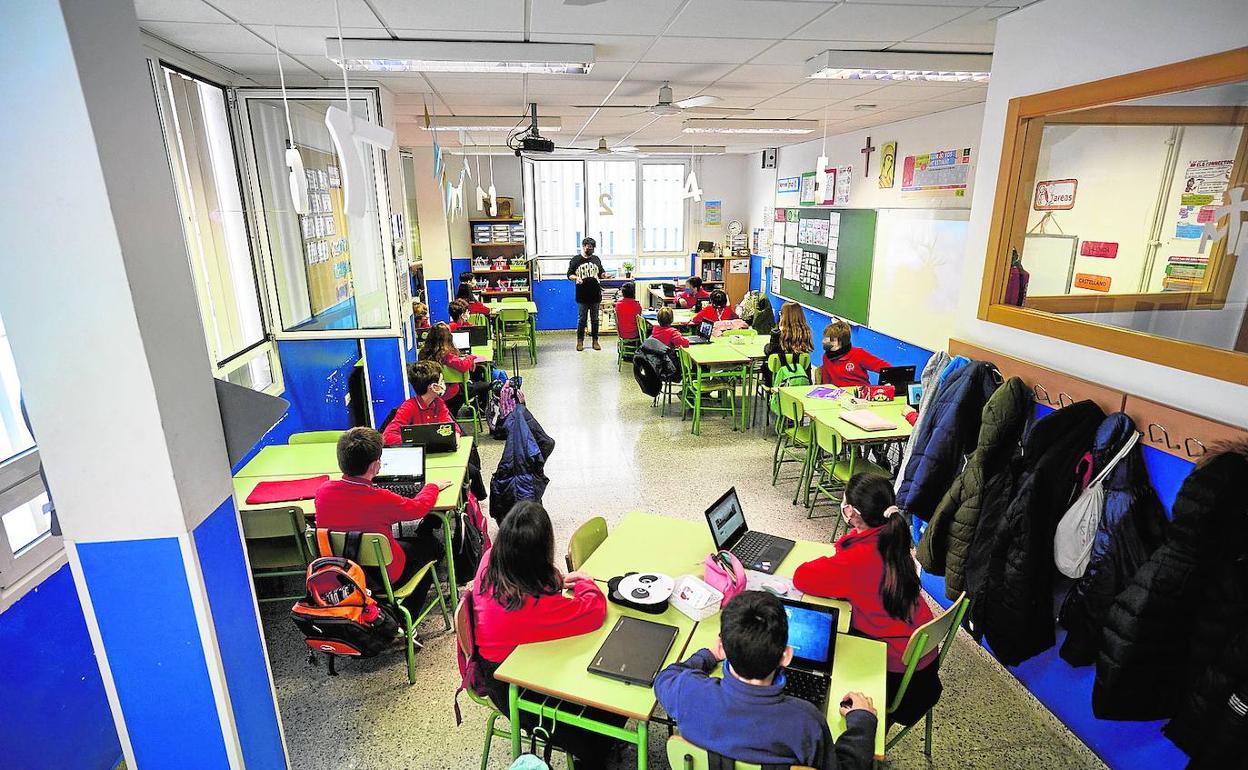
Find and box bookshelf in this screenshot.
[469,217,532,299]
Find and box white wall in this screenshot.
[696,154,748,247]
[957,0,1248,427]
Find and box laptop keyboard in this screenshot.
[732,531,771,565]
[783,668,828,709]
[376,480,420,498]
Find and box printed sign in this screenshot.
[821,166,838,205]
[777,176,801,194]
[774,208,787,222]
[1074,273,1112,292]
[1176,160,1233,239]
[704,200,722,225]
[1034,179,1078,210]
[1079,241,1118,258]
[901,148,972,195]
[799,172,817,206]
[834,165,852,206]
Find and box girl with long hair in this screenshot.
[761,302,814,387]
[418,323,489,417]
[793,473,941,725]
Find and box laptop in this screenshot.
[400,422,458,454]
[467,324,489,347]
[704,487,795,574]
[452,330,472,354]
[587,616,679,686]
[687,319,715,345]
[373,446,426,498]
[779,598,840,710]
[878,365,916,394]
[660,283,676,298]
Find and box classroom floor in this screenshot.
[258,331,1108,770]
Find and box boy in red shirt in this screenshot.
[614,282,643,340]
[649,306,689,348]
[382,361,460,446]
[456,283,492,317]
[819,319,891,387]
[447,299,473,331]
[412,301,430,330]
[314,427,452,610]
[675,276,711,309]
[691,289,737,325]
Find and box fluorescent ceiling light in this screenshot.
[326,39,594,74]
[806,51,991,83]
[424,116,562,132]
[633,145,726,155]
[682,119,817,135]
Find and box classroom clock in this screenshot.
[727,219,743,236]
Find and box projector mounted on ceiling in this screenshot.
[508,103,555,156]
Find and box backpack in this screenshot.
[489,376,526,438]
[452,493,489,585]
[290,530,399,669]
[453,589,492,725]
[768,353,811,415]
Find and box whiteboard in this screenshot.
[867,209,970,352]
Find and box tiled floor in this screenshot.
[260,331,1107,769]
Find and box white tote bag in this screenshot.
[1054,431,1140,579]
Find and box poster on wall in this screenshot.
[901,148,972,196]
[705,200,722,225]
[1073,272,1112,292]
[798,251,824,294]
[799,172,818,206]
[834,165,852,206]
[730,258,750,274]
[1162,255,1208,291]
[777,176,801,195]
[1175,159,1233,239]
[879,142,897,189]
[798,217,831,248]
[820,165,837,205]
[1034,179,1078,210]
[771,266,782,290]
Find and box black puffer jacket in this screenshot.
[969,400,1105,666]
[1179,628,1248,768]
[1057,413,1168,667]
[917,376,1030,600]
[1093,444,1248,722]
[895,361,999,521]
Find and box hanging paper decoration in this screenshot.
[487,151,498,216]
[474,154,487,213]
[813,155,829,202]
[447,169,466,220]
[273,26,309,215]
[682,170,703,201]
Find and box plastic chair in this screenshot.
[497,307,536,364]
[678,348,740,436]
[442,365,481,434]
[469,313,490,340]
[617,328,641,372]
[666,735,814,770]
[806,414,889,528]
[500,297,527,303]
[759,353,811,431]
[886,593,970,757]
[240,507,313,603]
[288,430,345,445]
[720,328,757,338]
[772,389,813,504]
[307,530,451,685]
[565,517,607,572]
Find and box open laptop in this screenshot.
[400,422,458,454]
[467,324,489,347]
[687,319,715,345]
[704,487,795,574]
[779,598,840,710]
[587,616,679,687]
[878,365,916,394]
[452,330,472,354]
[373,446,425,498]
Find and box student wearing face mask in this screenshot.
[382,360,460,446]
[567,237,606,352]
[818,320,892,388]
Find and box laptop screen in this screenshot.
[705,487,747,549]
[698,320,714,339]
[783,601,838,672]
[378,446,424,478]
[452,330,471,350]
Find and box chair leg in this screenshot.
[481,712,499,770]
[924,710,933,758]
[771,431,785,485]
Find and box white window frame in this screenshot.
[0,449,62,613]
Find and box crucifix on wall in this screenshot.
[860,136,875,177]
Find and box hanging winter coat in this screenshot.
[917,376,1031,600]
[969,399,1105,666]
[1057,413,1167,667]
[1093,444,1248,722]
[489,404,554,525]
[895,360,999,521]
[1178,627,1248,768]
[894,351,954,492]
[633,336,678,397]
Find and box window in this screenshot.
[526,159,689,276]
[154,65,281,394]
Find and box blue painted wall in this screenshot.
[363,337,407,426]
[427,278,451,326]
[275,339,359,432]
[0,565,122,770]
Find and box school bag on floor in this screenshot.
[452,492,490,585]
[290,530,398,671]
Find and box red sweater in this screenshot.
[314,476,440,583]
[793,525,937,672]
[448,320,473,332]
[467,300,492,316]
[615,299,643,339]
[381,395,460,446]
[650,325,689,348]
[424,350,478,400]
[415,317,431,330]
[819,347,891,388]
[692,305,737,325]
[676,287,711,308]
[471,549,607,663]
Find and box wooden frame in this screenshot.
[978,47,1248,385]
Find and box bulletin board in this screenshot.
[297,146,352,315]
[774,207,877,324]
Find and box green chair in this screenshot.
[307,530,451,685]
[759,353,811,432]
[617,329,641,372]
[806,414,889,528]
[240,507,314,603]
[565,517,608,572]
[469,313,490,340]
[772,389,813,504]
[288,430,345,445]
[497,307,536,364]
[719,328,757,338]
[442,365,481,434]
[678,348,741,436]
[666,735,814,770]
[886,593,970,757]
[636,313,651,341]
[500,296,528,303]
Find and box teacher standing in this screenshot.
[567,237,605,352]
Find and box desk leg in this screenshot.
[509,684,522,760]
[636,721,648,770]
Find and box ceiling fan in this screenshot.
[576,83,753,117]
[552,137,640,156]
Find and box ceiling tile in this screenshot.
[894,41,994,53]
[749,39,893,66]
[433,93,531,107]
[793,3,978,41]
[716,64,809,84]
[367,0,524,32]
[530,0,687,36]
[205,0,383,27]
[628,62,738,83]
[528,33,654,62]
[667,0,830,39]
[643,37,775,64]
[908,6,1010,44]
[197,51,320,76]
[134,0,231,23]
[141,21,268,53]
[779,81,890,100]
[427,73,524,93]
[245,25,384,57]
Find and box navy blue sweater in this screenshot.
[655,648,877,770]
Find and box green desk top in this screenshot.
[812,403,914,443]
[683,620,888,759]
[484,301,538,315]
[234,437,475,479]
[641,309,695,326]
[233,464,467,514]
[686,344,751,366]
[723,335,770,359]
[470,345,494,364]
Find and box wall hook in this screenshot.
[1147,422,1179,450]
[1057,392,1074,408]
[1032,383,1051,404]
[1184,437,1207,458]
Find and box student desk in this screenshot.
[683,343,751,434]
[469,344,494,364]
[482,300,538,315]
[720,335,770,424]
[494,513,887,769]
[639,308,695,328]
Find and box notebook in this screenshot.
[838,409,897,432]
[586,616,679,686]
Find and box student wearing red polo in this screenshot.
[675,276,711,309]
[691,289,737,325]
[649,306,689,348]
[614,282,643,340]
[818,319,891,387]
[447,299,474,332]
[382,361,460,446]
[456,282,492,317]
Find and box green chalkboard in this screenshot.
[776,207,876,324]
